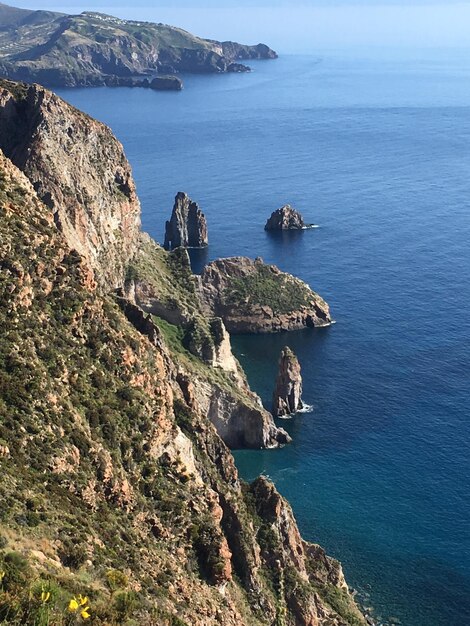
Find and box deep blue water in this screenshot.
[57,53,470,626]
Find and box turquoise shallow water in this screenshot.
[57,52,470,626]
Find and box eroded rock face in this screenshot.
[0,79,141,290]
[265,204,308,230]
[178,373,291,450]
[199,256,332,333]
[164,192,208,250]
[272,347,303,417]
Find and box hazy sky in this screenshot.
[10,1,470,53]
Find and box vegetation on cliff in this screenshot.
[199,257,332,333]
[0,78,366,625]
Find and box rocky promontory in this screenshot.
[0,4,278,89]
[164,191,208,250]
[265,203,312,230]
[199,256,332,333]
[272,346,303,417]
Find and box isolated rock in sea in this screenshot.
[150,76,183,91]
[265,204,309,230]
[272,347,303,417]
[198,256,331,333]
[164,192,208,250]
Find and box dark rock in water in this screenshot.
[150,76,183,91]
[164,192,208,250]
[108,76,183,91]
[272,347,303,417]
[227,62,251,73]
[265,204,310,230]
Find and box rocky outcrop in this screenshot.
[0,79,141,290]
[272,347,303,417]
[124,238,290,450]
[99,75,184,91]
[150,76,183,91]
[199,256,332,333]
[0,8,277,88]
[164,192,208,250]
[265,204,312,230]
[183,375,291,449]
[250,477,361,626]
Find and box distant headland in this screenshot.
[0,2,277,90]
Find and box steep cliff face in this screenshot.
[124,236,290,450]
[0,79,141,289]
[164,191,208,250]
[0,148,365,626]
[272,347,303,417]
[199,256,332,333]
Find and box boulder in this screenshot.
[272,347,303,417]
[164,192,208,250]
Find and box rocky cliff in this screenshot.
[199,256,332,333]
[0,79,368,626]
[0,78,141,290]
[0,5,277,88]
[164,191,208,250]
[265,204,310,230]
[124,236,289,449]
[272,347,303,417]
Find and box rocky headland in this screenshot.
[0,3,277,90]
[0,78,367,626]
[199,256,332,333]
[164,191,208,250]
[272,347,304,417]
[265,203,313,230]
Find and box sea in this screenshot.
[57,51,470,626]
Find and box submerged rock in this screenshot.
[164,192,208,250]
[264,204,311,230]
[272,347,303,417]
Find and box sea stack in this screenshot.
[265,204,310,230]
[164,192,208,250]
[272,347,303,417]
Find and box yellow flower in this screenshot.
[41,590,51,603]
[77,594,88,606]
[0,570,5,582]
[80,607,91,620]
[68,597,79,612]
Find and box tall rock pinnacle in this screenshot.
[272,346,303,417]
[164,192,208,250]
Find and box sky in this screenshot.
[9,0,470,53]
